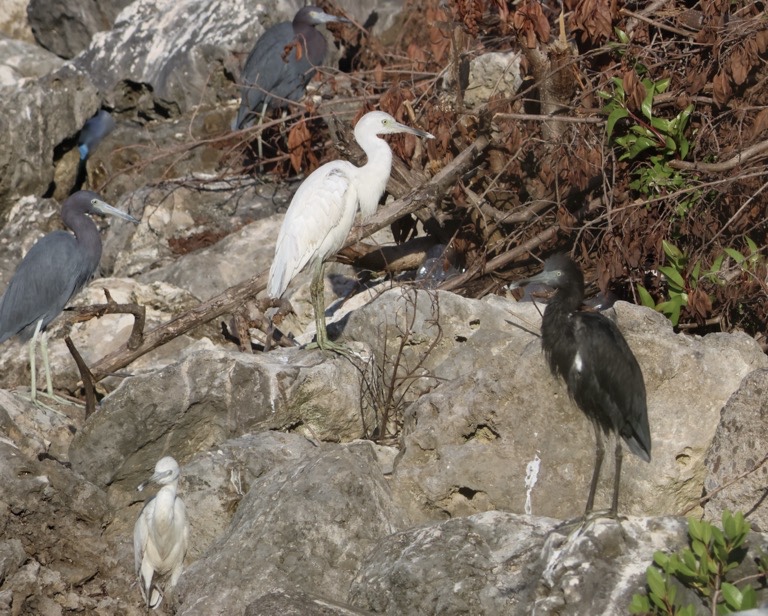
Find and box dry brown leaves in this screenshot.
[512,0,550,48]
[568,0,618,43]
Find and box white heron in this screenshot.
[267,110,434,354]
[133,456,189,609]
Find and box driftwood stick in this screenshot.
[64,336,97,418]
[89,135,490,381]
[68,288,146,350]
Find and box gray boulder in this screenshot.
[704,368,768,531]
[27,0,134,59]
[175,441,408,615]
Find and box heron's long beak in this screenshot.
[507,270,553,291]
[137,468,173,492]
[395,122,435,140]
[91,198,140,224]
[314,12,352,25]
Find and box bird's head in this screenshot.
[296,6,351,26]
[508,254,584,291]
[137,456,181,491]
[355,111,435,140]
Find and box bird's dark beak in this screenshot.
[92,199,140,224]
[507,270,550,291]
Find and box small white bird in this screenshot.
[267,110,434,354]
[133,456,189,609]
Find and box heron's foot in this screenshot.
[19,389,78,416]
[304,338,361,361]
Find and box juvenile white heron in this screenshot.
[0,191,138,403]
[511,254,651,516]
[267,110,434,353]
[134,456,189,609]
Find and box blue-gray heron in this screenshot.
[511,254,651,515]
[233,5,350,131]
[134,456,189,610]
[78,110,116,161]
[0,191,138,402]
[267,110,433,354]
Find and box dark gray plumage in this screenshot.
[0,190,139,400]
[511,254,651,515]
[78,110,116,161]
[233,6,349,130]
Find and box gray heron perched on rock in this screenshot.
[134,456,189,610]
[0,190,138,403]
[510,254,651,516]
[267,110,433,355]
[233,5,351,131]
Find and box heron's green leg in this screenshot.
[306,259,354,359]
[40,330,55,398]
[28,320,42,403]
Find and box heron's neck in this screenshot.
[355,131,393,220]
[62,209,102,269]
[154,482,179,527]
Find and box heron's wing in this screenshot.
[268,161,357,298]
[167,498,189,589]
[236,23,315,128]
[133,499,153,575]
[0,231,85,343]
[571,312,651,461]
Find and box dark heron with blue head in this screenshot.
[78,110,116,161]
[510,254,651,516]
[0,190,139,403]
[233,5,350,131]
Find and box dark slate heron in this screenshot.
[267,111,433,355]
[510,254,651,516]
[78,110,116,161]
[134,456,189,609]
[233,5,350,131]
[0,190,139,403]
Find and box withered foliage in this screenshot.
[239,0,767,347]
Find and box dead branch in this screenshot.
[668,139,768,172]
[68,289,146,350]
[89,135,490,381]
[64,336,97,419]
[439,225,560,292]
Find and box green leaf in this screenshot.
[723,248,746,264]
[650,116,671,132]
[607,107,629,138]
[662,240,684,261]
[740,585,757,609]
[646,565,667,598]
[628,593,650,613]
[656,78,670,94]
[657,296,682,325]
[637,285,656,309]
[689,518,704,541]
[615,27,629,44]
[659,265,686,291]
[746,237,758,255]
[641,84,656,120]
[720,582,743,609]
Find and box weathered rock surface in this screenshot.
[0,36,64,85]
[69,346,373,487]
[176,441,407,615]
[27,0,133,59]
[704,368,768,532]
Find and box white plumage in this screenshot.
[267,110,433,352]
[133,456,189,609]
